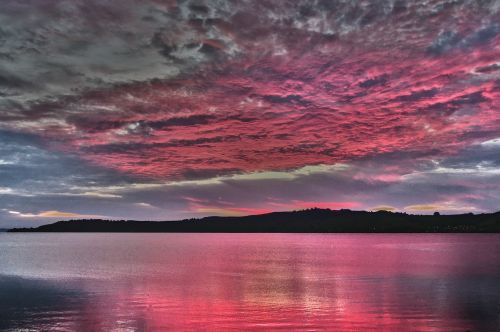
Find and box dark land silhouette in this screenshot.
[8,209,500,233]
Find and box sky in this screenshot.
[0,0,499,227]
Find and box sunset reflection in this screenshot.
[2,234,498,331]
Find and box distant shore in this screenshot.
[8,209,500,233]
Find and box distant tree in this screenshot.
[433,212,440,216]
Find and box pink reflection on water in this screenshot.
[36,234,498,331]
[1,234,499,331]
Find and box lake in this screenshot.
[0,233,499,331]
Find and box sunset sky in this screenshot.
[0,0,499,227]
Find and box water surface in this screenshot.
[1,233,499,331]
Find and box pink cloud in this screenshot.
[4,4,499,183]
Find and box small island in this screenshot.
[8,209,500,233]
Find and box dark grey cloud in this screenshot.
[464,24,500,48]
[439,140,500,169]
[262,94,311,106]
[475,63,500,73]
[358,75,389,88]
[0,0,244,112]
[395,88,439,102]
[427,24,500,55]
[427,31,462,55]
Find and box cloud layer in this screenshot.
[0,0,499,226]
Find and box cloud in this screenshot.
[134,202,154,208]
[0,187,13,194]
[427,31,462,55]
[481,137,500,147]
[404,204,441,212]
[0,0,499,226]
[404,202,478,213]
[0,130,140,195]
[371,206,397,212]
[427,24,500,55]
[0,140,499,227]
[7,210,104,219]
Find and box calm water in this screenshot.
[0,234,499,331]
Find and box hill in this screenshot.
[8,209,500,233]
